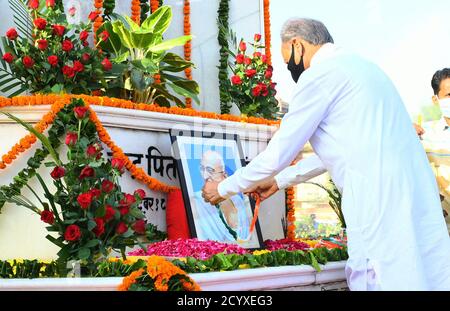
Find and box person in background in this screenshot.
[421,68,450,230]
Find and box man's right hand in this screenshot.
[244,178,280,202]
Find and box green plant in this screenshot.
[306,179,346,229]
[97,5,199,107]
[0,0,110,97]
[0,99,148,275]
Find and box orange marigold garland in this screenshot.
[286,186,296,240]
[183,0,192,108]
[131,0,141,25]
[93,0,104,44]
[118,256,201,291]
[263,0,272,65]
[150,0,159,13]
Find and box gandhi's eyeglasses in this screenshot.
[200,165,224,177]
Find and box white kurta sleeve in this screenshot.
[218,78,332,198]
[274,155,327,190]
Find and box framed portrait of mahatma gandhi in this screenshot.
[170,130,263,249]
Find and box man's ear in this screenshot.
[432,95,439,105]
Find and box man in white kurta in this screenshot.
[202,18,450,290]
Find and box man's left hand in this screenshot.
[202,180,226,205]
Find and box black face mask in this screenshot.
[287,44,305,83]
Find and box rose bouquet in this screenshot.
[0,98,148,275]
[228,34,279,119]
[0,0,111,96]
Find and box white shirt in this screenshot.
[218,43,450,290]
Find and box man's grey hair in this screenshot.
[281,18,334,45]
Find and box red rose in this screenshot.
[22,56,34,69]
[68,6,76,17]
[111,158,125,172]
[235,54,245,64]
[104,205,115,222]
[86,145,97,157]
[260,83,269,97]
[37,39,48,50]
[29,0,39,10]
[40,210,54,225]
[52,24,65,37]
[50,166,65,179]
[62,65,75,78]
[125,193,136,205]
[261,55,268,63]
[34,18,47,30]
[83,41,89,47]
[101,58,112,71]
[239,41,247,52]
[116,222,128,235]
[132,219,146,235]
[88,11,100,22]
[64,224,81,241]
[6,28,18,41]
[134,189,146,200]
[79,30,89,42]
[74,106,89,119]
[89,188,102,200]
[252,85,262,97]
[270,82,277,90]
[65,132,78,146]
[47,55,58,67]
[245,69,257,78]
[79,166,95,180]
[254,34,262,42]
[93,218,105,237]
[264,69,273,79]
[253,52,261,58]
[101,180,115,193]
[77,192,93,209]
[46,0,55,8]
[231,75,242,85]
[82,53,90,63]
[244,58,252,66]
[2,53,14,63]
[99,30,109,42]
[119,205,130,216]
[62,40,74,52]
[73,60,84,73]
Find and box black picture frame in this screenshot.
[169,129,264,249]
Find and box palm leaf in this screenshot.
[8,0,32,40]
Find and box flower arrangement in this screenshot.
[228,34,279,119]
[118,256,201,291]
[264,238,310,252]
[0,98,151,275]
[0,0,111,96]
[128,238,248,260]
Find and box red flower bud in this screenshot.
[79,30,89,42]
[253,52,262,58]
[231,75,242,85]
[47,55,58,67]
[37,39,48,50]
[65,132,78,146]
[34,18,47,30]
[244,58,252,66]
[111,158,125,172]
[245,69,257,78]
[93,218,105,237]
[86,145,97,157]
[265,69,273,79]
[2,53,14,63]
[116,222,128,235]
[134,189,146,200]
[254,34,262,42]
[261,55,268,63]
[64,225,81,241]
[22,56,34,68]
[74,106,89,119]
[46,0,55,8]
[29,0,39,10]
[52,24,66,37]
[104,205,115,222]
[88,11,100,22]
[62,65,75,78]
[101,180,115,193]
[6,28,18,41]
[236,54,245,64]
[77,193,93,209]
[50,166,65,179]
[79,166,95,180]
[132,219,146,235]
[89,188,102,200]
[99,30,109,42]
[68,6,76,17]
[73,60,84,73]
[239,41,247,52]
[101,58,112,71]
[40,210,55,225]
[82,53,90,63]
[62,40,74,52]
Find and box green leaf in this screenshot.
[309,252,321,272]
[113,51,130,63]
[78,248,91,260]
[131,32,162,50]
[147,35,192,53]
[88,220,97,231]
[95,204,106,218]
[111,20,134,49]
[141,5,172,34]
[84,239,100,248]
[167,81,200,104]
[123,16,141,32]
[98,22,126,56]
[129,208,144,219]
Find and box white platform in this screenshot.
[0,261,347,291]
